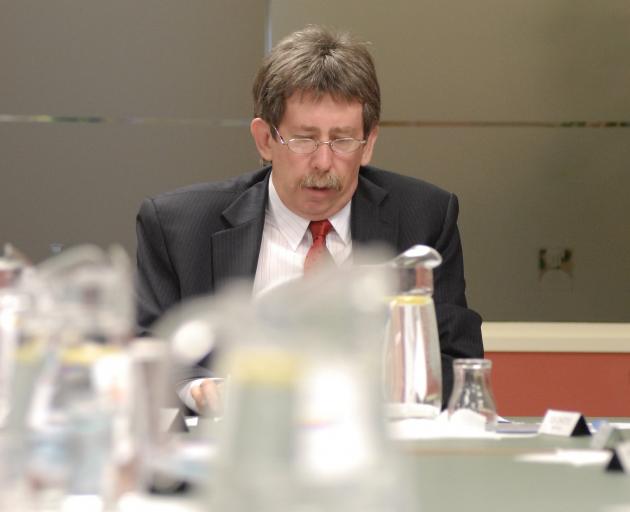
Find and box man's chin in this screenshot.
[291,187,352,220]
[298,202,342,221]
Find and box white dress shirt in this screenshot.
[252,176,352,297]
[180,173,353,411]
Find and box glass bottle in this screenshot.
[447,359,497,431]
[0,244,28,425]
[26,246,134,505]
[383,245,443,419]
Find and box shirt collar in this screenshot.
[268,173,352,250]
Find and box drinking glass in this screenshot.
[447,359,497,431]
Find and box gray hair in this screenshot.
[252,25,381,137]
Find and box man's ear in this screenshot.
[360,125,379,166]
[250,118,273,162]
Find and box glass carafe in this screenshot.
[0,244,28,425]
[383,245,443,419]
[215,266,397,512]
[25,246,133,505]
[157,255,414,512]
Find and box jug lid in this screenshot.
[392,245,442,269]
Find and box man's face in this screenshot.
[251,92,378,221]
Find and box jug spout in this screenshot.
[392,245,442,296]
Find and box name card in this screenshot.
[606,441,630,473]
[591,423,628,450]
[538,409,591,437]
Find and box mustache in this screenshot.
[299,173,342,191]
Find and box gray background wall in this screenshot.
[0,0,265,259]
[273,0,630,322]
[1,1,628,322]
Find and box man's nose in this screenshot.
[311,141,333,170]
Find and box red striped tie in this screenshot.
[304,219,333,274]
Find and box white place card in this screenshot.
[606,441,630,473]
[591,423,628,450]
[538,409,591,437]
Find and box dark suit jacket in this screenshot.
[135,165,483,403]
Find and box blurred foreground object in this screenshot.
[383,245,443,419]
[156,247,417,512]
[0,244,31,425]
[0,245,135,510]
[0,243,29,287]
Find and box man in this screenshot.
[136,25,483,413]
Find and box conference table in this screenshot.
[394,422,630,512]
[139,416,630,512]
[6,417,630,511]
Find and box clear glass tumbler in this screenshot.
[447,359,497,431]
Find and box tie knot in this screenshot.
[308,219,333,240]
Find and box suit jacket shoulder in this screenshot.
[359,165,450,199]
[135,167,271,330]
[354,166,454,253]
[144,167,271,261]
[149,168,270,222]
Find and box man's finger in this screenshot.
[191,378,220,414]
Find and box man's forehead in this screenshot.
[290,122,359,133]
[281,91,364,131]
[286,89,362,108]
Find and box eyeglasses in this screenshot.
[273,126,367,155]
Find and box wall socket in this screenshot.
[538,247,574,284]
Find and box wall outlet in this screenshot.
[538,247,574,289]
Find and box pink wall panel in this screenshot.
[485,352,630,417]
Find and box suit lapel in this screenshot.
[211,173,269,290]
[351,171,398,249]
[210,168,397,290]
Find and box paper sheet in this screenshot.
[515,449,612,467]
[388,410,538,440]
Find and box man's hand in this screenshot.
[190,378,224,415]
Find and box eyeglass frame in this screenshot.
[272,126,367,155]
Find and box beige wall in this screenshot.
[271,0,630,322]
[1,1,628,322]
[0,1,266,261]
